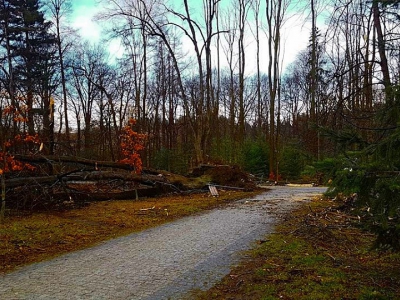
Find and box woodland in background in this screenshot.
[1,0,400,247]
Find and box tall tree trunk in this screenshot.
[238,0,246,144]
[215,3,221,155]
[141,26,147,129]
[56,19,70,143]
[266,0,288,180]
[372,1,391,97]
[253,0,262,132]
[309,0,319,159]
[266,0,276,179]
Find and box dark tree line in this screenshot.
[0,0,399,179]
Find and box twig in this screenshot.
[140,206,155,211]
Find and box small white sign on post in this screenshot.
[208,185,219,197]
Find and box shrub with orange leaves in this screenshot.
[2,105,29,124]
[119,119,146,174]
[0,133,39,175]
[0,152,35,174]
[13,133,40,144]
[0,93,41,176]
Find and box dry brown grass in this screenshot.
[0,190,262,274]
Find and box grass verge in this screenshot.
[193,197,400,299]
[0,190,261,274]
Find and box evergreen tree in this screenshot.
[1,0,57,151]
[327,0,400,250]
[0,0,20,101]
[0,0,27,149]
[12,0,57,136]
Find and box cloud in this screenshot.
[280,14,311,70]
[107,39,124,62]
[70,1,101,41]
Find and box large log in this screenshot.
[4,172,176,208]
[4,155,183,206]
[13,154,135,171]
[4,172,163,189]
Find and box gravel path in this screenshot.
[0,186,326,300]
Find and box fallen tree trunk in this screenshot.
[6,155,166,189]
[4,164,180,209]
[13,154,135,171]
[5,172,162,189]
[5,155,236,209]
[65,170,161,184]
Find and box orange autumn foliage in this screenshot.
[0,135,39,175]
[119,119,146,174]
[0,153,35,175]
[0,96,39,176]
[2,105,29,123]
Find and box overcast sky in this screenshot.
[71,0,101,40]
[69,0,312,73]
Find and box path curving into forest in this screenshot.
[0,186,326,300]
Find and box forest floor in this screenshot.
[0,189,261,274]
[192,196,400,299]
[2,183,400,299]
[0,164,259,274]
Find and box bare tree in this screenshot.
[265,0,291,180]
[237,0,250,143]
[372,1,391,103]
[221,8,239,153]
[44,0,73,143]
[69,43,111,156]
[250,0,263,132]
